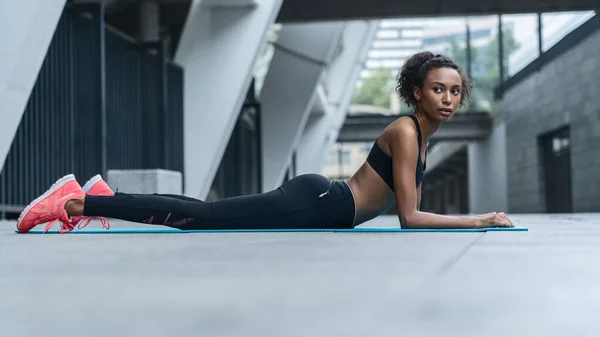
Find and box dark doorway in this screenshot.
[539,126,573,213]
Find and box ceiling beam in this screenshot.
[277,0,600,23]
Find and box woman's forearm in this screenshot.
[401,211,478,229]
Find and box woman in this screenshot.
[16,51,514,233]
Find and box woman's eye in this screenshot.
[434,87,460,95]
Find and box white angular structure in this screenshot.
[174,0,283,199]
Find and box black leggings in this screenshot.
[83,174,356,230]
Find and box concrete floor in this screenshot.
[2,213,600,337]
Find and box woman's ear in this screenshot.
[413,87,421,102]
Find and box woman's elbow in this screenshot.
[398,212,418,229]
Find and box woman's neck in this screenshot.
[412,107,441,142]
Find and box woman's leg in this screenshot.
[144,194,203,202]
[72,174,356,230]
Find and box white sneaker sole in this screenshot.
[17,174,76,231]
[81,174,103,193]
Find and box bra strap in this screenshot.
[406,115,422,151]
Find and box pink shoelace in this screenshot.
[44,219,72,234]
[75,216,111,230]
[43,216,111,233]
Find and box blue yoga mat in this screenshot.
[19,227,528,234]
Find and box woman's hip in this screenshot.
[279,174,356,228]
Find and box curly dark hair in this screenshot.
[395,51,473,108]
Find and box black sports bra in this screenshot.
[366,115,427,190]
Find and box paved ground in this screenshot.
[2,213,600,336]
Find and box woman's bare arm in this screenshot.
[389,122,513,229]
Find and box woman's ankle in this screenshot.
[65,198,85,216]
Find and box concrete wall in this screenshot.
[425,141,467,172]
[260,21,344,191]
[503,21,600,212]
[107,169,183,195]
[174,0,283,199]
[468,118,508,213]
[296,20,378,178]
[0,0,66,171]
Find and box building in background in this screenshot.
[322,11,599,215]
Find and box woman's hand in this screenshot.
[474,212,514,228]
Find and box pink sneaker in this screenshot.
[17,174,85,233]
[70,174,114,230]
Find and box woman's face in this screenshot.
[413,67,462,121]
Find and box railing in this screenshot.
[0,3,184,216]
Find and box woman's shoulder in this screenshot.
[384,116,419,143]
[377,116,419,154]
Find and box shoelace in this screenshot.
[42,216,111,233]
[76,216,111,230]
[44,219,72,233]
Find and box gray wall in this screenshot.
[260,22,343,191]
[174,0,283,199]
[468,118,508,214]
[503,26,600,213]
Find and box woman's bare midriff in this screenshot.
[347,162,396,226]
[345,116,427,227]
